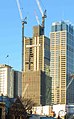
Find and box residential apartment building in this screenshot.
[0,64,14,98]
[50,21,74,104]
[22,25,51,105]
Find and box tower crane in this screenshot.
[16,0,27,71]
[34,10,40,25]
[35,0,47,30]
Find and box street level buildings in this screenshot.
[50,21,74,104]
[22,25,51,105]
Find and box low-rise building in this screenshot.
[32,105,52,116]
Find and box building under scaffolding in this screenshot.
[22,70,52,106]
[22,25,51,106]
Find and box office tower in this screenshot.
[50,21,74,104]
[22,25,51,105]
[14,71,22,97]
[0,64,14,98]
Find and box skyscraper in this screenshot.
[50,21,74,104]
[22,25,51,105]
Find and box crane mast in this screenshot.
[42,9,47,28]
[16,0,27,71]
[22,18,27,70]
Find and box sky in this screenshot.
[0,0,74,71]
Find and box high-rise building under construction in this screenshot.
[22,25,50,72]
[50,21,74,104]
[22,25,51,105]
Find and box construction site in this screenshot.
[10,0,74,117]
[16,0,51,106]
[22,4,51,107]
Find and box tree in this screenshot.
[7,96,36,119]
[20,97,37,114]
[1,95,36,119]
[8,97,27,119]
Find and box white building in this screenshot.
[32,105,52,116]
[53,104,66,118]
[0,64,14,97]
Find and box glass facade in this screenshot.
[66,24,74,104]
[51,21,68,32]
[50,21,74,104]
